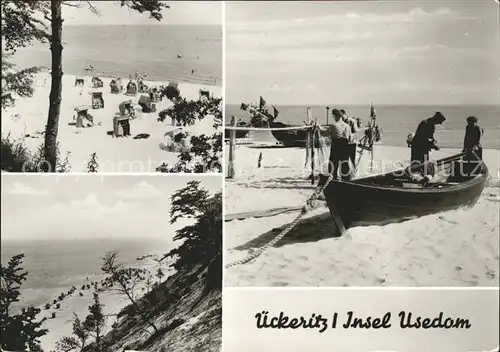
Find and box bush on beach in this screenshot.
[1,134,71,172]
[157,95,222,173]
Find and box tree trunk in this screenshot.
[44,0,63,172]
[113,271,158,333]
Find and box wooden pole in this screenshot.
[370,140,374,173]
[326,106,330,125]
[311,122,316,185]
[227,116,236,179]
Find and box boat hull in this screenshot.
[319,155,488,229]
[270,121,331,147]
[224,129,250,139]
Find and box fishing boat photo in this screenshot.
[267,119,330,147]
[239,100,332,147]
[224,119,251,139]
[319,151,489,233]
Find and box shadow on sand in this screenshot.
[233,211,340,251]
[235,176,317,190]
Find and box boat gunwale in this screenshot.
[322,154,489,195]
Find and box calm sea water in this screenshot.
[11,25,222,85]
[0,237,167,310]
[226,104,500,149]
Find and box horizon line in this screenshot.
[225,103,499,107]
[63,23,221,27]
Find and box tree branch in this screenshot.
[85,1,101,16]
[61,1,84,8]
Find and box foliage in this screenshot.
[1,134,71,172]
[118,0,170,21]
[1,54,44,110]
[156,96,222,173]
[84,292,105,352]
[87,153,99,173]
[56,291,106,352]
[158,96,222,128]
[163,181,222,289]
[101,252,158,333]
[55,314,89,352]
[0,254,48,352]
[0,1,50,53]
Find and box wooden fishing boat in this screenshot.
[224,124,250,139]
[319,152,488,232]
[267,120,332,147]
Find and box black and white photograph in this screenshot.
[224,1,499,287]
[1,175,222,351]
[1,1,222,173]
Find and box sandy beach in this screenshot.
[37,258,168,351]
[2,72,221,173]
[224,135,500,287]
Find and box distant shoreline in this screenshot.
[225,103,499,107]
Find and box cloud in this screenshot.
[46,194,137,217]
[116,181,161,200]
[227,7,475,32]
[268,82,293,92]
[72,194,137,214]
[6,182,49,196]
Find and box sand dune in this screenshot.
[2,72,222,173]
[224,141,500,287]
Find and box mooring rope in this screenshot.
[225,173,334,268]
[224,125,312,131]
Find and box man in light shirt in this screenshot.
[328,109,352,180]
[341,109,359,167]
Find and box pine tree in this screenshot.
[0,254,48,351]
[84,292,105,352]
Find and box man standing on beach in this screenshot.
[410,112,446,165]
[463,115,484,160]
[341,109,359,168]
[329,109,352,180]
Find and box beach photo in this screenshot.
[1,175,222,351]
[1,1,222,173]
[224,1,500,287]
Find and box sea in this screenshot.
[10,25,222,86]
[0,237,168,311]
[225,104,500,149]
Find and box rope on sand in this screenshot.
[225,206,305,222]
[224,125,312,131]
[225,174,334,268]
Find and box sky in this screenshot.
[225,1,500,106]
[1,175,221,241]
[62,1,221,26]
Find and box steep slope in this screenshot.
[84,261,221,352]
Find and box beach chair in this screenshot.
[75,77,84,87]
[74,107,94,128]
[126,81,137,96]
[118,100,134,116]
[138,95,156,113]
[91,92,104,109]
[113,114,131,137]
[91,76,103,88]
[138,80,148,93]
[199,89,210,100]
[110,78,123,94]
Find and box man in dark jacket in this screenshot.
[463,115,483,159]
[410,112,446,164]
